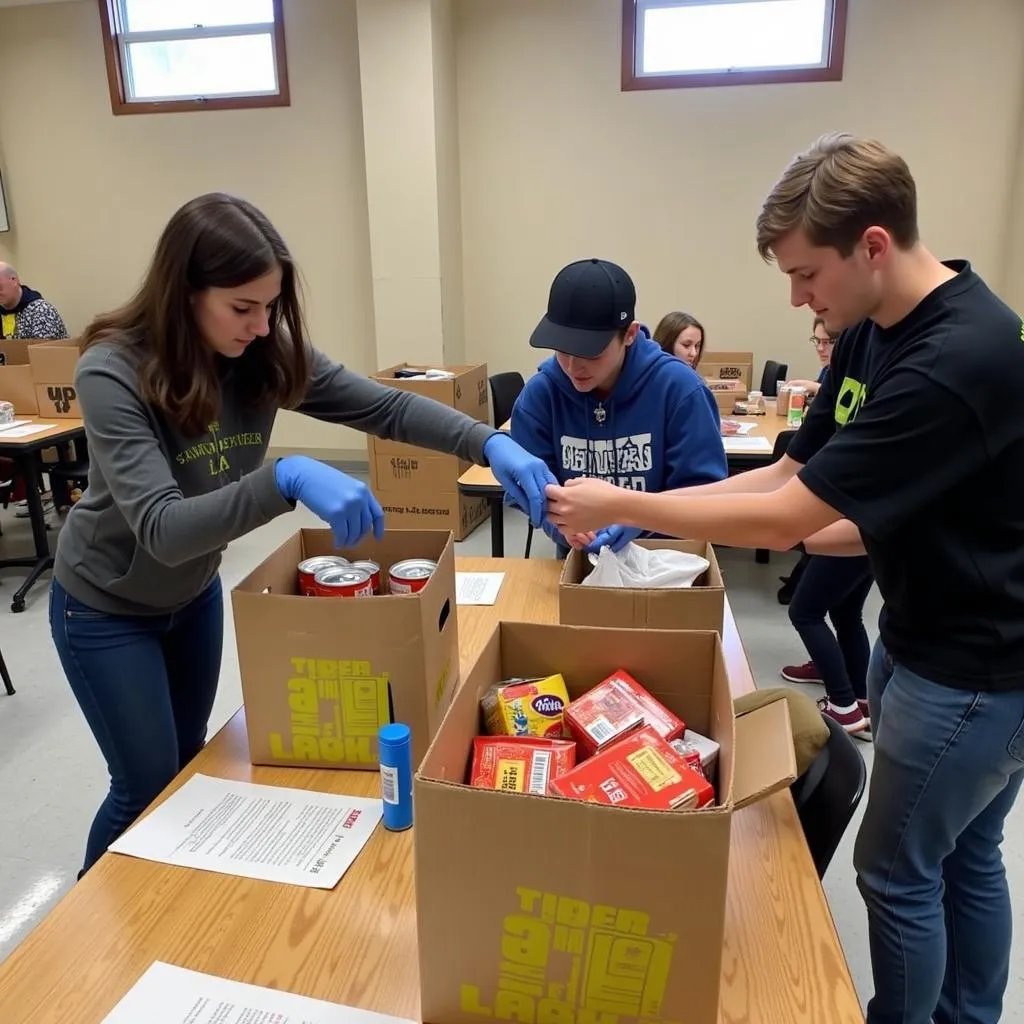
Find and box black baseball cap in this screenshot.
[530,258,637,358]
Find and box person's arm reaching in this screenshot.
[803,520,867,556]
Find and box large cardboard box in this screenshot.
[28,339,82,418]
[559,540,725,633]
[375,487,489,541]
[369,437,471,492]
[701,351,754,392]
[231,528,460,771]
[0,339,41,414]
[416,622,796,1024]
[371,362,490,424]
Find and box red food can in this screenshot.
[313,565,374,598]
[388,558,437,595]
[349,559,382,594]
[297,555,349,596]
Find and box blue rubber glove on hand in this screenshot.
[585,524,643,554]
[483,433,557,529]
[275,455,385,549]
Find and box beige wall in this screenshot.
[0,0,376,454]
[456,0,1024,382]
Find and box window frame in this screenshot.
[621,0,848,91]
[98,0,290,115]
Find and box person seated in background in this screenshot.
[0,263,68,339]
[512,258,726,555]
[653,311,704,370]
[784,315,836,397]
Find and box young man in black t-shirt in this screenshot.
[545,133,1024,1024]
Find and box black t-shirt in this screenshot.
[788,261,1024,692]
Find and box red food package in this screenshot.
[470,736,577,795]
[565,669,685,757]
[549,726,714,810]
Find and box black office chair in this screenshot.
[790,714,867,878]
[48,436,89,516]
[759,360,789,398]
[487,372,535,557]
[0,644,14,696]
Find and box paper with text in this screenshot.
[0,423,57,438]
[0,419,31,432]
[723,436,774,454]
[102,961,419,1024]
[108,774,382,888]
[455,572,505,605]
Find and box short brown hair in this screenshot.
[83,193,309,436]
[756,133,919,262]
[653,311,705,368]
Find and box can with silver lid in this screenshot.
[349,559,382,594]
[314,565,374,598]
[298,555,349,596]
[388,558,437,595]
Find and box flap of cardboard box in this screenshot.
[27,339,81,382]
[731,696,797,810]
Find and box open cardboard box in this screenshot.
[415,621,796,1024]
[0,338,42,414]
[371,361,490,425]
[231,528,460,771]
[560,539,725,632]
[28,339,82,418]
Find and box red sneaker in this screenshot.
[817,697,869,735]
[781,661,823,684]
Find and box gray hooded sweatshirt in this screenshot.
[54,340,496,616]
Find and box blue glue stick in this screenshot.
[379,723,413,831]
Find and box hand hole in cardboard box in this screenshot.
[438,598,451,633]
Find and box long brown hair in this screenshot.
[653,311,705,369]
[82,193,309,435]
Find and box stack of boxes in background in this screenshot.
[0,338,82,418]
[367,363,491,541]
[701,350,754,416]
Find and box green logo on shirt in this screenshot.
[835,376,866,427]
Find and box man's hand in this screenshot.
[545,477,626,535]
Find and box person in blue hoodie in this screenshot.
[512,258,726,555]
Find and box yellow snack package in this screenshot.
[480,674,570,739]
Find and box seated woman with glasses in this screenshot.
[785,316,836,397]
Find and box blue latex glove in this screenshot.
[586,524,643,554]
[483,433,557,529]
[275,455,385,549]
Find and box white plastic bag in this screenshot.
[582,542,710,590]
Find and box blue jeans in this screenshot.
[49,577,224,873]
[854,641,1024,1024]
[788,554,873,707]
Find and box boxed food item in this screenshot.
[481,673,570,739]
[470,737,576,795]
[550,726,715,810]
[565,668,684,757]
[673,728,721,780]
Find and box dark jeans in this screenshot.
[855,641,1024,1023]
[788,554,873,707]
[49,577,224,873]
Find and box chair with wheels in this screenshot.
[759,360,789,398]
[0,644,14,695]
[790,713,867,877]
[488,372,535,557]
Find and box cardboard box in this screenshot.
[375,487,489,541]
[231,528,460,771]
[415,622,796,1024]
[29,340,82,418]
[0,339,41,415]
[703,376,746,415]
[560,540,725,633]
[372,362,490,424]
[369,438,471,492]
[701,350,754,391]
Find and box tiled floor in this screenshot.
[0,495,1022,1018]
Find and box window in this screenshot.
[98,0,290,114]
[622,0,847,91]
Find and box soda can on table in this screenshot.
[313,565,374,598]
[349,559,382,594]
[297,555,349,596]
[388,558,437,595]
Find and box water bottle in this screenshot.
[378,723,414,831]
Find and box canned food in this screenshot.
[298,555,349,596]
[314,565,374,598]
[389,558,437,595]
[350,559,382,594]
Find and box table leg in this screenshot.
[489,496,505,557]
[9,452,53,613]
[755,548,770,564]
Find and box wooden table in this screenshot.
[0,416,86,611]
[459,407,793,557]
[0,557,863,1024]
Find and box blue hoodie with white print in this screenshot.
[511,329,727,544]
